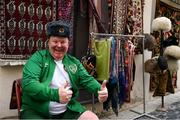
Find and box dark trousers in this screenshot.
[20,108,83,119]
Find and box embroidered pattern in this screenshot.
[0,0,56,59]
[69,64,77,74]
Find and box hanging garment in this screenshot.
[93,39,111,81]
[126,0,144,54]
[172,71,177,88]
[100,0,109,31]
[88,0,107,33]
[110,0,129,34]
[153,70,174,97]
[117,38,135,104]
[125,40,135,102]
[103,37,119,116]
[150,73,159,91]
[118,39,127,106]
[103,80,119,116]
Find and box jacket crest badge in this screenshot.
[69,64,77,74]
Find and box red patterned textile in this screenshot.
[125,0,144,54]
[0,0,56,59]
[110,0,129,34]
[57,0,74,53]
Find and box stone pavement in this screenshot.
[100,90,180,119]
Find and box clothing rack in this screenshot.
[90,32,157,119]
[90,32,145,38]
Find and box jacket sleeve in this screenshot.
[77,60,101,96]
[22,51,59,102]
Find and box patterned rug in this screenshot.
[148,101,180,119]
[0,0,56,60]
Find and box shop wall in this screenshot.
[0,66,23,118]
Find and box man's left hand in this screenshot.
[98,80,108,103]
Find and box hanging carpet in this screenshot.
[57,0,74,53]
[0,0,56,60]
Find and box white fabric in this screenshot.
[49,60,71,115]
[0,59,26,66]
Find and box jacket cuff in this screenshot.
[51,88,60,102]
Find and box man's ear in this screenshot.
[46,39,50,48]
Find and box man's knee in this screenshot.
[78,110,99,120]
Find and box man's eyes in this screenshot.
[53,41,65,44]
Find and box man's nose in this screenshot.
[57,42,62,47]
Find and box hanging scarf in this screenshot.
[118,40,127,106]
[93,38,111,81]
[103,37,119,116]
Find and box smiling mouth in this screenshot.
[54,48,64,53]
[54,50,63,54]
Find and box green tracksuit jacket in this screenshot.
[21,49,101,118]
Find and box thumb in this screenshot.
[101,80,107,90]
[63,81,69,89]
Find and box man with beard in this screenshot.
[21,21,108,119]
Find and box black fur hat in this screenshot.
[46,21,70,38]
[163,36,178,48]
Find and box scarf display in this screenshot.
[92,36,135,116]
[0,0,55,60]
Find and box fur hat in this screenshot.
[145,57,161,73]
[167,58,179,71]
[157,56,168,70]
[163,36,178,48]
[152,17,172,32]
[164,45,180,59]
[144,33,156,51]
[46,21,70,38]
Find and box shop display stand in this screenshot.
[90,32,157,119]
[155,30,167,112]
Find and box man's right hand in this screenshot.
[58,82,73,104]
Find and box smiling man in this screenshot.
[21,20,108,119]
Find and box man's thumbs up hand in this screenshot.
[98,80,108,103]
[59,81,73,103]
[101,80,107,89]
